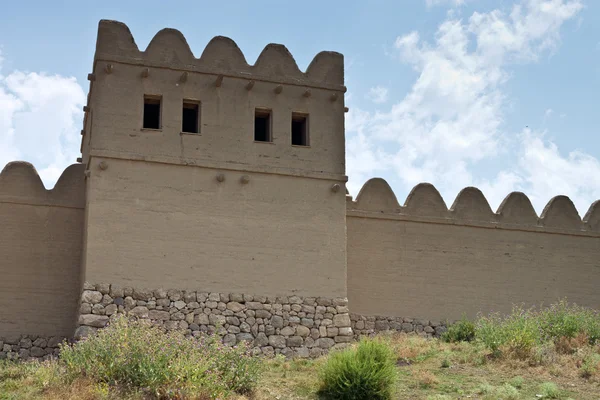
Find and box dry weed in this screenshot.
[415,370,439,388]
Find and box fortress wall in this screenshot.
[83,20,346,177]
[347,178,600,322]
[0,162,85,338]
[82,157,347,299]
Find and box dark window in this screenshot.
[291,113,309,146]
[254,109,272,142]
[143,96,161,129]
[182,101,200,133]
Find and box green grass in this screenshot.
[2,301,600,399]
[317,337,397,399]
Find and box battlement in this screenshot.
[0,162,85,209]
[347,178,600,235]
[81,20,347,179]
[93,20,345,90]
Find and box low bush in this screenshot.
[579,353,600,379]
[509,376,524,389]
[441,316,475,343]
[494,383,519,399]
[538,382,564,399]
[474,301,600,359]
[59,315,261,398]
[318,337,397,400]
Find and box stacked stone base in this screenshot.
[350,314,447,338]
[0,335,66,361]
[77,283,355,358]
[2,284,450,361]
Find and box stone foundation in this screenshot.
[77,283,354,358]
[350,314,447,338]
[0,335,66,361]
[1,285,451,361]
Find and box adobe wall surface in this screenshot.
[82,157,347,298]
[0,162,86,337]
[347,178,600,322]
[81,20,346,179]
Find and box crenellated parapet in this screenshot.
[92,20,344,91]
[81,20,347,179]
[0,162,85,209]
[347,178,600,235]
[0,162,86,338]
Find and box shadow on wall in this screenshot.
[0,162,86,337]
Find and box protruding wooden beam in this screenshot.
[80,130,85,136]
[215,75,224,87]
[245,80,255,91]
[76,157,82,163]
[141,68,149,78]
[274,85,283,94]
[344,107,349,113]
[87,73,95,81]
[83,106,90,112]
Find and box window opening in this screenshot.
[182,101,200,133]
[291,113,308,146]
[143,96,161,129]
[254,109,272,142]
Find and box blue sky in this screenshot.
[1,0,598,215]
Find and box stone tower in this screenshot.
[80,20,348,299]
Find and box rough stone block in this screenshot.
[333,314,351,327]
[81,290,103,304]
[296,325,310,337]
[79,314,109,328]
[269,335,286,348]
[148,310,170,321]
[129,306,149,319]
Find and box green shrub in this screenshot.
[579,353,600,379]
[475,313,505,357]
[59,315,261,398]
[499,306,542,358]
[495,383,519,400]
[538,300,591,341]
[475,305,542,358]
[538,382,564,399]
[477,382,494,395]
[442,316,475,343]
[318,337,397,400]
[508,376,524,389]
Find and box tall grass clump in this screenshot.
[318,337,397,400]
[59,315,261,398]
[442,315,475,343]
[474,300,600,359]
[538,299,600,346]
[475,307,541,358]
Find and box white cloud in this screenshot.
[517,130,600,216]
[0,51,85,188]
[366,86,389,104]
[346,0,595,214]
